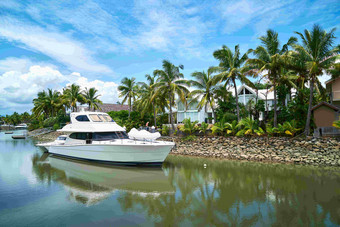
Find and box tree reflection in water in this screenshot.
[32,153,340,226]
[117,156,340,226]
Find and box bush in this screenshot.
[53,123,60,131]
[179,118,198,135]
[222,112,237,123]
[182,135,196,141]
[43,117,58,128]
[161,125,170,136]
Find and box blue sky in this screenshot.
[0,0,339,115]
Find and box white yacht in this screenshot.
[37,111,174,165]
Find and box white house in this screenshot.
[175,84,294,123]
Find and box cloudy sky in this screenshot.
[0,0,339,115]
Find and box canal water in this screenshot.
[0,130,339,226]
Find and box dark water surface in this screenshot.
[0,130,339,226]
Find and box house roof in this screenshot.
[311,101,340,111]
[82,103,129,112]
[325,76,340,85]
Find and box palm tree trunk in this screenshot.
[305,77,314,136]
[233,79,240,121]
[169,90,175,131]
[273,77,278,127]
[128,96,131,119]
[153,101,156,127]
[210,101,216,124]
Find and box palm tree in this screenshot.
[118,77,137,118]
[63,84,85,112]
[83,87,102,111]
[246,30,297,126]
[153,60,189,131]
[293,24,339,135]
[189,67,218,123]
[213,45,252,121]
[45,88,62,117]
[136,74,157,126]
[32,90,48,117]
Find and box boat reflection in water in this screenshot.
[32,153,174,206]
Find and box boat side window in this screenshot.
[92,132,119,141]
[57,136,67,140]
[69,133,87,140]
[89,114,102,122]
[116,131,129,139]
[75,115,90,122]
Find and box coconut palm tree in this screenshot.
[213,45,252,121]
[32,90,48,117]
[137,74,158,126]
[246,30,297,127]
[45,88,62,117]
[153,60,189,131]
[63,84,85,112]
[32,89,63,117]
[83,87,102,111]
[293,24,339,135]
[189,67,218,123]
[118,77,137,118]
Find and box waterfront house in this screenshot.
[175,84,293,123]
[312,77,340,137]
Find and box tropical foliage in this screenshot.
[7,24,339,137]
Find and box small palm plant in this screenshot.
[274,123,286,136]
[199,122,209,135]
[225,120,239,136]
[236,117,258,136]
[283,120,301,137]
[179,118,198,135]
[332,120,340,129]
[266,124,276,137]
[212,120,227,136]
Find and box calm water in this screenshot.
[0,130,339,226]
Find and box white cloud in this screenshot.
[0,17,113,74]
[67,73,119,104]
[0,64,119,115]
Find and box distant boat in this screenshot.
[12,135,26,139]
[15,123,28,129]
[5,131,13,134]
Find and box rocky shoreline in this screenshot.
[167,136,340,167]
[28,129,340,167]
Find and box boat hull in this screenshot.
[46,143,174,165]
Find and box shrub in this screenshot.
[179,118,198,135]
[182,135,196,141]
[199,122,209,135]
[161,125,170,136]
[43,117,58,128]
[332,120,340,129]
[53,123,60,131]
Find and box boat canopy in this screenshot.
[58,111,125,132]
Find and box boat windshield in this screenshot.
[89,114,102,122]
[89,114,114,122]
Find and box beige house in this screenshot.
[313,77,340,136]
[326,76,340,106]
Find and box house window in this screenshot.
[245,88,252,94]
